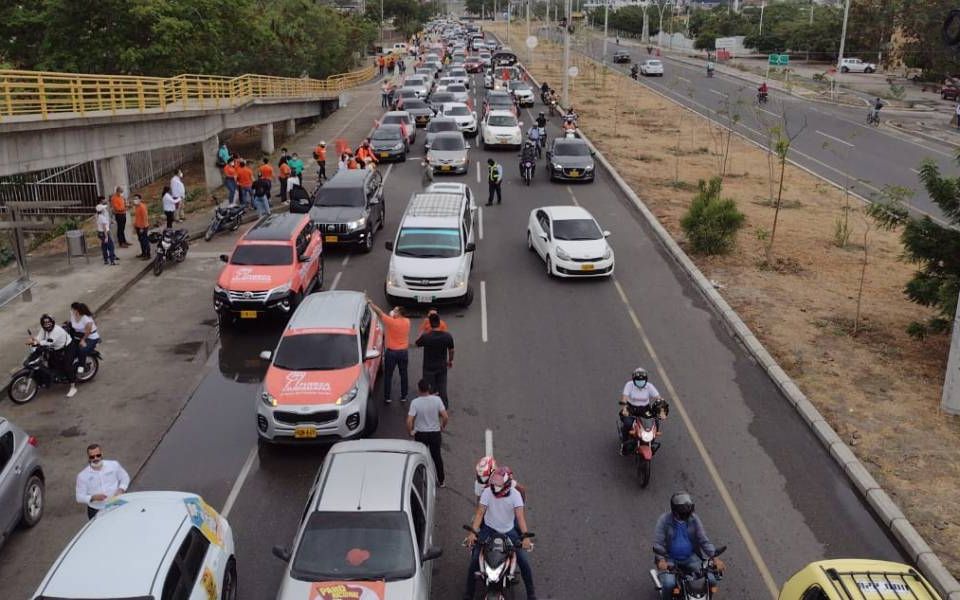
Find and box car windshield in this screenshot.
[451,69,467,76]
[489,97,512,106]
[230,244,292,266]
[372,129,402,141]
[291,511,416,582]
[488,115,517,127]
[647,60,662,67]
[382,115,407,126]
[432,136,464,150]
[508,81,529,90]
[317,187,364,207]
[273,333,358,370]
[552,218,602,241]
[428,120,459,133]
[448,85,466,92]
[395,227,462,258]
[445,105,470,116]
[555,142,591,156]
[432,93,454,103]
[399,89,418,97]
[405,99,428,109]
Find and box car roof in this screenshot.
[38,492,200,598]
[242,213,306,242]
[487,109,516,118]
[316,450,410,512]
[405,193,467,218]
[375,124,404,134]
[434,131,465,140]
[323,169,370,189]
[429,117,457,124]
[553,138,590,149]
[384,110,412,118]
[540,205,594,220]
[789,559,940,600]
[286,291,365,331]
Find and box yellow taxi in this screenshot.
[779,559,941,600]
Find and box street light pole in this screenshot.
[562,0,571,107]
[836,0,851,70]
[602,0,609,66]
[526,0,531,63]
[759,1,765,38]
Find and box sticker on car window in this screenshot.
[310,581,385,600]
[184,497,224,547]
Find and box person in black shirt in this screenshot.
[415,313,455,407]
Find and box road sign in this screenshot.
[768,54,789,66]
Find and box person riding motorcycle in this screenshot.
[527,125,543,150]
[31,314,78,397]
[535,111,547,129]
[619,367,668,455]
[519,141,538,179]
[540,81,550,96]
[757,82,768,101]
[706,61,715,77]
[653,492,725,600]
[630,64,640,78]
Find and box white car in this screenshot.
[507,80,536,106]
[639,59,664,76]
[32,491,237,600]
[446,83,469,103]
[480,110,523,149]
[526,205,615,278]
[436,76,458,92]
[839,57,876,73]
[441,102,478,136]
[405,76,432,98]
[448,67,470,88]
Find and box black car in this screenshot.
[310,169,385,252]
[613,51,631,64]
[403,98,436,127]
[546,137,596,182]
[369,124,408,162]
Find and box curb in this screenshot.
[888,121,960,150]
[515,56,960,598]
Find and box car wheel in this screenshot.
[546,256,554,278]
[21,474,43,527]
[865,67,874,73]
[289,290,303,312]
[363,397,380,436]
[221,558,238,600]
[378,205,385,231]
[362,227,374,253]
[527,230,534,251]
[461,285,474,307]
[841,66,849,73]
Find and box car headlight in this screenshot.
[346,217,367,231]
[214,285,225,294]
[585,165,594,171]
[267,283,291,300]
[552,163,562,171]
[555,246,571,261]
[603,246,612,260]
[336,385,359,406]
[393,142,405,150]
[451,269,468,289]
[261,391,277,407]
[454,157,466,164]
[387,269,400,287]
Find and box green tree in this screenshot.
[681,177,746,255]
[897,0,960,79]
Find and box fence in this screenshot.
[0,162,100,215]
[126,143,202,191]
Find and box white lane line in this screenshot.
[476,161,481,183]
[342,254,350,267]
[566,186,580,206]
[677,76,690,83]
[485,428,493,456]
[480,280,488,343]
[816,130,855,147]
[382,163,394,185]
[611,279,779,598]
[910,167,921,174]
[330,271,342,291]
[757,107,778,118]
[709,89,725,97]
[478,206,484,240]
[221,446,257,518]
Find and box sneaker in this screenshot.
[400,396,408,403]
[439,481,446,488]
[385,397,393,404]
[66,385,78,398]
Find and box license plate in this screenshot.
[442,165,452,171]
[569,170,580,177]
[380,152,390,158]
[324,235,338,243]
[416,295,433,303]
[294,426,318,439]
[581,264,595,271]
[240,310,258,319]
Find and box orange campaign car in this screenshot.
[256,291,385,444]
[213,213,323,323]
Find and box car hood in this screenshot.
[277,578,417,600]
[486,125,520,136]
[552,155,594,169]
[556,238,609,259]
[218,265,292,292]
[513,88,534,96]
[310,206,365,223]
[428,149,468,163]
[371,140,404,151]
[391,254,464,277]
[264,363,360,406]
[407,107,433,116]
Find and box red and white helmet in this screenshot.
[475,456,497,485]
[489,467,514,498]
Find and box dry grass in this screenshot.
[499,24,960,573]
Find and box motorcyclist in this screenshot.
[535,111,547,129]
[631,64,640,78]
[653,492,725,600]
[519,141,538,179]
[619,367,668,455]
[758,82,768,101]
[527,125,543,153]
[463,467,537,600]
[706,60,715,76]
[540,81,549,96]
[31,314,78,397]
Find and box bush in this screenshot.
[681,177,746,255]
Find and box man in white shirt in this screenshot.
[75,443,130,519]
[33,314,78,397]
[407,379,448,487]
[170,170,187,222]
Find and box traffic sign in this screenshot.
[768,54,789,66]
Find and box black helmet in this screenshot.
[670,492,695,520]
[40,314,55,332]
[538,111,544,117]
[632,367,648,388]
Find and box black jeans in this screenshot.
[114,213,128,245]
[136,227,150,257]
[423,367,448,407]
[279,177,289,202]
[317,161,326,180]
[164,211,175,229]
[384,349,409,400]
[87,506,98,520]
[414,431,444,484]
[487,181,502,204]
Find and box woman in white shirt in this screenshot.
[161,185,176,228]
[69,302,100,359]
[95,200,117,266]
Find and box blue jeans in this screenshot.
[384,348,409,400]
[78,337,99,359]
[464,524,536,600]
[253,194,271,217]
[97,232,116,264]
[658,557,716,600]
[224,178,237,204]
[239,187,253,209]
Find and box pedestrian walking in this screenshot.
[407,379,449,487]
[75,443,130,520]
[314,141,328,181]
[382,81,390,108]
[110,186,130,247]
[252,173,272,217]
[288,152,305,179]
[370,302,410,403]
[69,301,100,361]
[258,157,274,199]
[132,194,150,259]
[223,158,238,205]
[236,159,254,210]
[161,185,177,228]
[486,158,503,206]
[170,169,187,222]
[378,54,385,76]
[415,312,455,407]
[95,198,117,266]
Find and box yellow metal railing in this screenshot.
[0,64,376,121]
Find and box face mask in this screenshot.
[634,379,647,389]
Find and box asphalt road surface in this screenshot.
[550,28,958,224]
[123,68,907,600]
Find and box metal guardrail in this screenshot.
[0,64,376,121]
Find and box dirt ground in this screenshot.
[496,24,960,574]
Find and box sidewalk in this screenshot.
[0,75,388,385]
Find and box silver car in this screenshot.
[427,131,470,174]
[273,440,440,600]
[0,417,44,549]
[446,83,469,103]
[405,76,431,98]
[425,117,461,149]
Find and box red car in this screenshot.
[464,57,485,73]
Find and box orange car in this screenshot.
[214,213,323,323]
[256,291,385,443]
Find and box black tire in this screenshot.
[316,256,325,290]
[865,67,874,74]
[527,231,534,251]
[461,286,475,307]
[217,311,234,330]
[153,255,165,276]
[221,558,238,600]
[7,373,38,404]
[230,217,241,232]
[289,290,303,311]
[841,66,849,73]
[177,241,189,262]
[378,204,386,231]
[362,228,374,253]
[545,256,554,278]
[204,223,217,242]
[363,397,380,436]
[76,355,99,383]
[20,474,43,528]
[637,455,652,488]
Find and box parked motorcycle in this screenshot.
[149,228,190,276]
[619,399,668,487]
[464,525,535,600]
[649,546,727,600]
[204,204,244,242]
[520,159,535,186]
[7,332,100,404]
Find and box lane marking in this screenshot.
[816,130,855,147]
[485,428,493,456]
[757,107,778,118]
[709,89,725,97]
[342,254,350,267]
[480,280,488,343]
[910,167,921,174]
[221,446,257,518]
[566,185,580,206]
[330,271,342,291]
[677,76,690,83]
[478,206,484,240]
[476,161,481,183]
[612,279,779,599]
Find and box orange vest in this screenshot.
[315,146,327,161]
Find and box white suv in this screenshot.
[839,57,876,73]
[441,102,479,136]
[385,184,477,306]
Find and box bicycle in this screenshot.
[866,110,880,126]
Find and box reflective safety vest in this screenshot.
[488,163,502,183]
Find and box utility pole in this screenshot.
[526,0,531,62]
[641,3,650,43]
[602,0,609,66]
[806,0,814,62]
[562,0,571,107]
[759,1,765,38]
[836,0,851,71]
[507,0,511,47]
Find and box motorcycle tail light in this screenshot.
[27,436,38,447]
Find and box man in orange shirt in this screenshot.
[236,159,255,210]
[132,194,151,260]
[418,308,448,334]
[314,141,327,182]
[223,159,238,205]
[355,139,378,164]
[110,186,130,248]
[278,160,292,204]
[369,301,411,403]
[258,158,274,201]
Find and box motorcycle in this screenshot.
[422,159,435,186]
[706,66,715,78]
[520,159,535,186]
[204,204,244,241]
[631,67,640,80]
[757,91,768,104]
[7,331,100,404]
[464,525,535,600]
[650,546,727,600]
[619,399,668,487]
[149,228,190,276]
[534,126,546,158]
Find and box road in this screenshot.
[125,68,905,600]
[550,28,958,223]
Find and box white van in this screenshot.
[390,42,409,55]
[384,184,477,307]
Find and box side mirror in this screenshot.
[365,348,381,361]
[465,242,476,252]
[539,234,548,242]
[603,230,611,238]
[259,350,272,361]
[272,545,291,562]
[423,545,443,562]
[219,254,229,263]
[298,253,309,262]
[385,240,395,251]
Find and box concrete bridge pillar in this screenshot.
[99,155,129,199]
[202,134,223,192]
[260,123,275,155]
[284,119,296,137]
